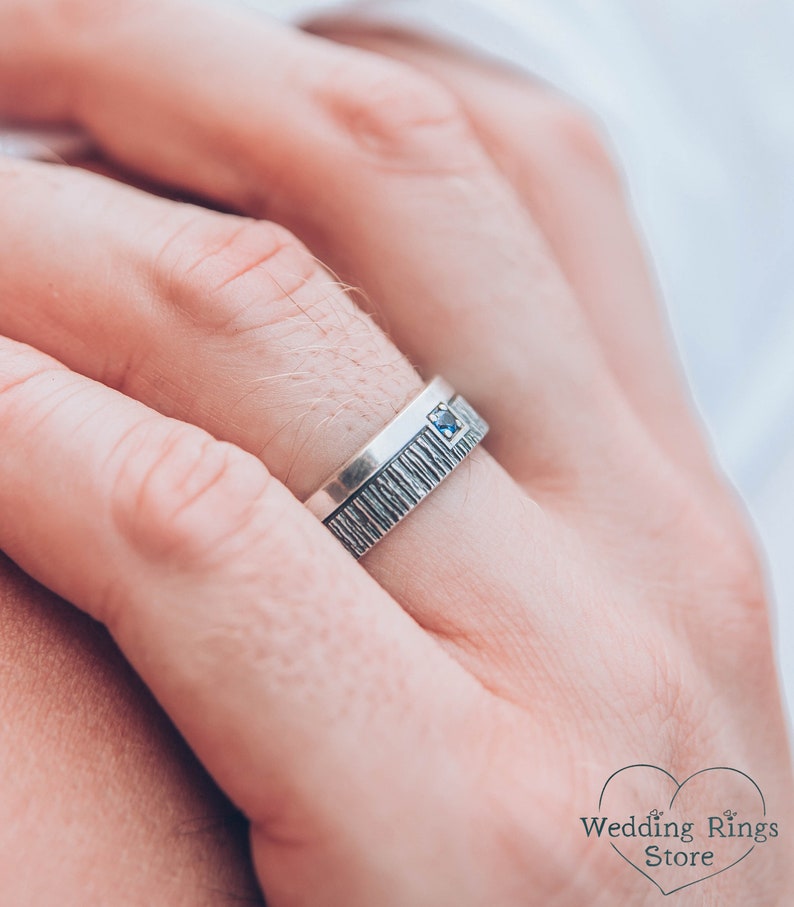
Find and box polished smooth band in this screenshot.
[304,377,489,558]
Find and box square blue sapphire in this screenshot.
[428,403,463,440]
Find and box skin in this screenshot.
[0,1,791,904]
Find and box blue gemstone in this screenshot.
[430,406,460,438]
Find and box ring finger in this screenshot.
[2,156,560,662]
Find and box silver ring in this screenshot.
[304,377,488,558]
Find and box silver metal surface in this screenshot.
[304,377,488,558]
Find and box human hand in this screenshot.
[0,2,791,904]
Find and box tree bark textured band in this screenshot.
[304,377,489,558]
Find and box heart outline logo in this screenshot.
[597,764,766,896]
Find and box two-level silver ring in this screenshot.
[304,377,488,558]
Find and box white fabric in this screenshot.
[3,1,793,714]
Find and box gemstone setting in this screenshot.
[427,402,465,443]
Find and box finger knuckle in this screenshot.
[718,534,767,612]
[0,345,55,399]
[640,470,767,624]
[152,213,320,332]
[686,500,768,626]
[536,100,619,185]
[0,343,70,432]
[109,420,272,573]
[148,207,404,394]
[316,55,479,172]
[636,479,774,699]
[150,205,409,369]
[702,529,770,655]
